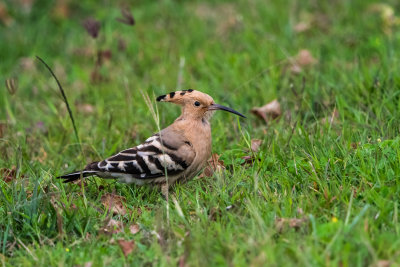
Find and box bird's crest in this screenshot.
[156,89,196,102]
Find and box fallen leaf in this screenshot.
[100,219,123,235]
[376,260,391,267]
[275,217,308,233]
[0,167,24,183]
[129,224,140,235]
[117,239,135,257]
[251,99,281,123]
[19,57,36,71]
[251,139,262,152]
[101,193,127,215]
[290,49,317,73]
[84,262,93,267]
[293,22,310,33]
[199,154,225,178]
[76,103,95,114]
[240,155,256,166]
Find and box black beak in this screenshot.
[208,104,246,118]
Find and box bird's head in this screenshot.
[156,89,246,121]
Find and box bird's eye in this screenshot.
[194,101,201,107]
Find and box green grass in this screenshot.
[1,0,400,266]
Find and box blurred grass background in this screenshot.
[1,0,400,266]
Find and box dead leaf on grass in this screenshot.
[251,99,281,123]
[251,139,263,152]
[293,21,310,33]
[19,57,36,71]
[101,193,127,215]
[293,12,330,33]
[275,217,308,233]
[0,167,25,183]
[75,103,95,114]
[240,139,263,166]
[199,154,225,178]
[100,219,123,235]
[129,224,140,235]
[117,239,135,257]
[290,49,317,74]
[376,260,391,267]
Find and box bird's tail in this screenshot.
[57,170,98,183]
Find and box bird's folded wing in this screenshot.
[91,130,195,179]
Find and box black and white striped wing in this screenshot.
[93,133,195,179]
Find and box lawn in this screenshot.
[1,0,400,266]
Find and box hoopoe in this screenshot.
[58,89,245,190]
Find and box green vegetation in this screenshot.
[1,0,400,266]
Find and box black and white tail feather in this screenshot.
[57,128,196,185]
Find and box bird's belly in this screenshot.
[100,172,182,186]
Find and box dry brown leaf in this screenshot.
[376,260,391,267]
[76,103,95,114]
[290,49,317,73]
[251,139,262,152]
[129,224,140,235]
[101,193,127,215]
[199,154,225,178]
[0,167,24,183]
[294,22,310,33]
[100,219,123,235]
[19,57,36,71]
[275,217,308,233]
[117,239,135,257]
[240,155,255,166]
[251,99,281,123]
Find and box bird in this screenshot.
[58,89,245,192]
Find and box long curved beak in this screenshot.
[208,104,246,118]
